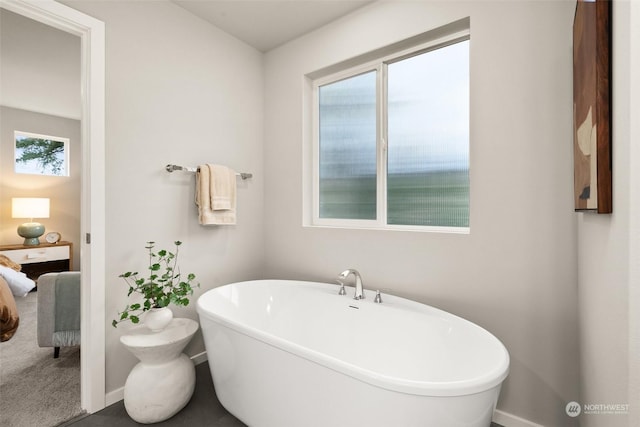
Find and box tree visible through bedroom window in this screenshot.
[314,37,469,229]
[14,131,70,177]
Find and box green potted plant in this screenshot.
[112,241,199,331]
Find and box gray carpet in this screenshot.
[0,292,82,427]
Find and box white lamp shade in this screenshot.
[12,198,50,219]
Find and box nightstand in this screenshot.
[0,241,73,281]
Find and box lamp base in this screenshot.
[17,222,45,246]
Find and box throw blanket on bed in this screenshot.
[0,254,21,272]
[53,272,81,347]
[0,276,20,342]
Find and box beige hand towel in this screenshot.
[196,164,237,225]
[209,164,236,211]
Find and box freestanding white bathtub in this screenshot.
[197,280,509,427]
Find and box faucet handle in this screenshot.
[374,290,383,304]
[337,279,347,296]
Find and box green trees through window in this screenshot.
[15,131,69,176]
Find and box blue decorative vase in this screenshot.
[17,222,45,246]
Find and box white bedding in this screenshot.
[0,265,35,297]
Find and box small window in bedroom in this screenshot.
[311,33,470,232]
[14,131,70,177]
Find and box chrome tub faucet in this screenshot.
[337,269,365,300]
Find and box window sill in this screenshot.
[304,221,470,235]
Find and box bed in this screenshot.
[0,253,35,342]
[0,275,20,342]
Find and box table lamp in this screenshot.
[12,198,50,246]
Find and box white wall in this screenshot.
[578,1,633,426]
[629,0,640,424]
[264,1,578,425]
[61,0,265,394]
[0,9,80,120]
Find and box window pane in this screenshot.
[319,71,377,220]
[387,40,469,227]
[14,131,70,177]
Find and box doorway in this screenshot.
[0,0,106,416]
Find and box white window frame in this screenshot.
[14,130,71,176]
[309,29,470,233]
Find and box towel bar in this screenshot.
[165,164,252,180]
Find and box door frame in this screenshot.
[0,0,106,413]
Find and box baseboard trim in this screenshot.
[105,386,123,408]
[105,352,208,408]
[191,350,208,365]
[493,409,545,427]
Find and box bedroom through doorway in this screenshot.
[0,7,83,426]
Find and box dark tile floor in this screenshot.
[61,362,244,427]
[62,362,503,427]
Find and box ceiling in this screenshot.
[172,0,374,52]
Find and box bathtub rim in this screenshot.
[197,279,510,398]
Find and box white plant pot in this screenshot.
[145,307,173,331]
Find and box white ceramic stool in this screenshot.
[120,318,199,424]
